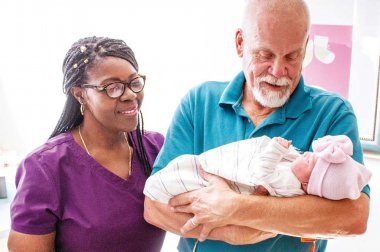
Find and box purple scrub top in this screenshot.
[11,131,166,252]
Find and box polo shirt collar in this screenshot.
[219,71,312,119]
[219,71,246,108]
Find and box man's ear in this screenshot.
[70,86,84,104]
[235,29,244,57]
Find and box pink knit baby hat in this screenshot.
[307,135,372,200]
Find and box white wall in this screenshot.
[0,0,379,251]
[0,0,243,154]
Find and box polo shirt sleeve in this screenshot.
[152,91,195,174]
[11,153,59,235]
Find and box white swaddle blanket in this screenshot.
[144,136,305,204]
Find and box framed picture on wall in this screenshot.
[303,0,380,152]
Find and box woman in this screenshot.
[8,36,166,251]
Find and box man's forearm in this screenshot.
[144,197,276,244]
[208,225,277,245]
[232,193,369,238]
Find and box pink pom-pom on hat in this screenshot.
[307,135,372,200]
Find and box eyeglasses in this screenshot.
[81,74,146,98]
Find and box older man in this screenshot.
[144,0,370,251]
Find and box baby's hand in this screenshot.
[274,137,291,148]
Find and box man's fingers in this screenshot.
[200,169,228,185]
[171,205,193,214]
[180,217,199,234]
[199,226,213,242]
[199,168,211,181]
[169,191,194,207]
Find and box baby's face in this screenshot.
[291,152,318,183]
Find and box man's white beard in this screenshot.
[252,74,293,108]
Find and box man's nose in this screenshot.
[268,59,288,78]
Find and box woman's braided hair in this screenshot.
[50,36,152,176]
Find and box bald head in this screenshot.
[241,0,310,40]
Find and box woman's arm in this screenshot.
[8,230,56,252]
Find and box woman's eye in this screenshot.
[107,83,123,92]
[130,81,142,88]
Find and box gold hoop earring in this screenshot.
[80,103,85,115]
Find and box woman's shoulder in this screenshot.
[29,132,73,153]
[142,131,164,149]
[143,130,164,138]
[22,132,76,165]
[15,132,78,184]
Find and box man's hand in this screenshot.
[169,170,239,241]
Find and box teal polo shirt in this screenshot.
[153,71,370,252]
